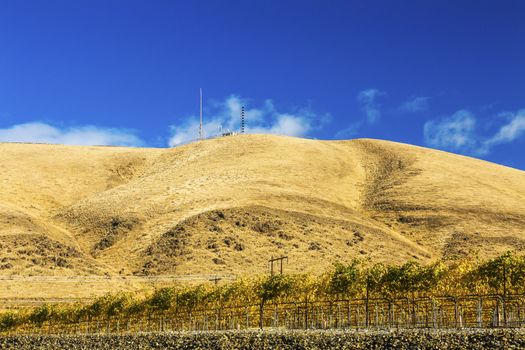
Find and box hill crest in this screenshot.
[1,135,524,284]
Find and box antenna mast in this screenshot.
[199,88,203,140]
[241,106,245,133]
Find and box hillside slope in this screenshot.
[1,135,524,282]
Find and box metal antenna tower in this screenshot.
[199,88,203,140]
[241,106,245,133]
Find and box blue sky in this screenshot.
[0,1,524,169]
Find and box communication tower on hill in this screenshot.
[199,88,203,140]
[241,106,245,133]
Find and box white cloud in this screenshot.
[424,108,525,156]
[334,122,362,139]
[400,96,429,113]
[357,88,385,124]
[0,122,143,146]
[485,110,525,146]
[424,110,478,153]
[168,95,321,146]
[248,113,311,136]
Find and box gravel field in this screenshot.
[0,329,524,350]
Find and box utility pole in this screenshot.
[268,255,288,276]
[199,88,203,140]
[210,276,222,285]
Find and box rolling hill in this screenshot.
[1,134,524,298]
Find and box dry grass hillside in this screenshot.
[1,135,525,298]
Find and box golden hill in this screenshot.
[1,134,525,298]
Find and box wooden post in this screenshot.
[365,278,370,327]
[304,297,309,330]
[454,299,459,328]
[503,262,508,327]
[477,297,483,328]
[347,300,351,329]
[356,305,360,330]
[259,300,265,330]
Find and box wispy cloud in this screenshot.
[334,122,362,139]
[424,108,525,156]
[357,88,385,124]
[168,95,327,146]
[424,110,478,154]
[399,96,429,113]
[337,90,431,140]
[485,110,525,146]
[0,122,143,146]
